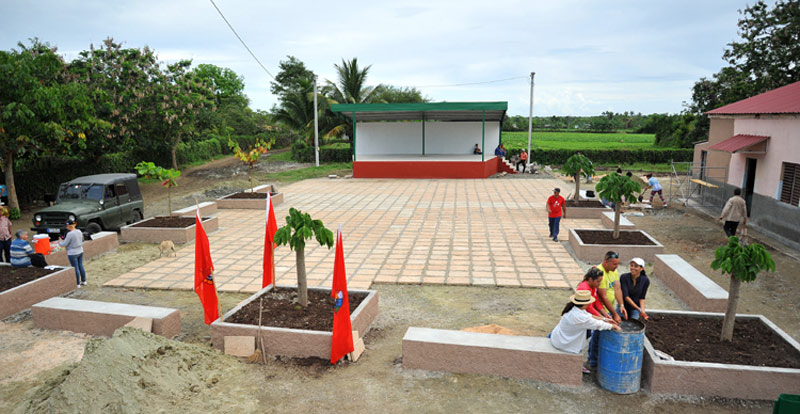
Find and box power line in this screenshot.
[208,0,274,79]
[415,75,529,88]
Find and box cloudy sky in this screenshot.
[3,0,763,116]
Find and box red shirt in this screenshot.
[576,281,604,317]
[547,195,565,218]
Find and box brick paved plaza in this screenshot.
[105,178,602,293]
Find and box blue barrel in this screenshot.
[597,319,645,394]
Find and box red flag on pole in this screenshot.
[194,209,219,324]
[330,226,354,364]
[262,192,278,288]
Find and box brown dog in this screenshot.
[159,240,176,257]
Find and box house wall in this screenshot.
[355,121,500,156]
[694,117,734,175]
[729,116,800,197]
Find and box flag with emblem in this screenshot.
[263,192,278,288]
[330,226,354,364]
[194,208,219,324]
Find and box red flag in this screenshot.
[330,227,354,364]
[194,209,219,324]
[262,192,278,288]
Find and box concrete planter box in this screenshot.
[119,215,219,244]
[643,310,800,400]
[0,265,76,319]
[564,202,612,219]
[172,201,218,217]
[600,211,635,230]
[653,254,727,312]
[568,228,664,263]
[211,284,379,360]
[46,231,119,267]
[216,184,284,209]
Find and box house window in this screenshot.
[780,162,800,206]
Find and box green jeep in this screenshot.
[32,173,144,239]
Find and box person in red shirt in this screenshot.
[546,187,567,241]
[576,267,611,319]
[516,150,528,173]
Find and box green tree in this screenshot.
[273,208,334,307]
[595,173,642,239]
[227,137,274,191]
[710,236,775,342]
[324,58,379,104]
[192,63,248,108]
[273,77,316,140]
[0,39,101,211]
[561,154,594,201]
[270,56,316,99]
[371,85,428,103]
[135,161,180,217]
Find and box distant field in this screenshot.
[501,131,656,150]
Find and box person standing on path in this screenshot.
[550,290,620,374]
[0,207,12,263]
[60,219,87,287]
[597,251,626,323]
[719,188,748,237]
[516,149,528,172]
[645,173,667,207]
[546,188,566,242]
[620,257,650,321]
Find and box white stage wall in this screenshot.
[355,121,500,156]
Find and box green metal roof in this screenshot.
[330,101,507,122]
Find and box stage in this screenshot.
[353,154,507,179]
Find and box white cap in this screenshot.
[631,257,645,267]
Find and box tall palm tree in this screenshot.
[273,78,315,138]
[325,58,380,104]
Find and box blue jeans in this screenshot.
[588,329,600,367]
[548,216,561,239]
[617,304,640,321]
[68,253,86,285]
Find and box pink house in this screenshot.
[693,81,800,247]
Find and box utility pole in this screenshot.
[313,78,320,167]
[527,72,535,170]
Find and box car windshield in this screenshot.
[57,184,103,201]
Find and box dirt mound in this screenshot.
[18,328,258,414]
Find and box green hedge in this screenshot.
[176,137,225,165]
[505,148,693,165]
[291,141,353,163]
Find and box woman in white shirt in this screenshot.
[550,290,620,373]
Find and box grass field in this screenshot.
[501,131,655,150]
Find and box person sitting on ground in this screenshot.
[10,230,47,268]
[473,144,482,155]
[516,149,528,172]
[620,257,650,321]
[645,173,667,207]
[549,290,620,374]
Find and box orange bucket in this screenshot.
[33,234,51,255]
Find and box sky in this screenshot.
[2,0,765,116]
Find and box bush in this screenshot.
[176,137,224,165]
[291,141,352,163]
[8,207,20,220]
[505,148,693,165]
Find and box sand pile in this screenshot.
[18,328,258,414]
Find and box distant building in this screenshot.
[693,81,800,247]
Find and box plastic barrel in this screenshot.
[774,394,800,414]
[597,319,646,394]
[33,234,51,255]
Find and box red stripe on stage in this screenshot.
[353,157,503,178]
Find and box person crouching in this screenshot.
[550,290,620,374]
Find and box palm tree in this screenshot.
[324,58,380,104]
[273,78,315,138]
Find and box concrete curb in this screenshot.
[568,228,664,263]
[119,215,219,244]
[0,265,75,320]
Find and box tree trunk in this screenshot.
[720,274,741,342]
[167,186,172,218]
[296,248,308,307]
[613,202,621,239]
[249,165,255,193]
[3,151,19,211]
[574,177,581,201]
[171,146,179,171]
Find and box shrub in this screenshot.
[8,207,20,220]
[509,148,693,165]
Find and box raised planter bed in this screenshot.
[652,254,727,312]
[600,211,635,230]
[563,199,612,219]
[216,184,284,209]
[119,215,218,244]
[0,264,75,319]
[46,231,119,267]
[211,285,378,361]
[172,201,218,217]
[568,228,664,263]
[642,310,800,400]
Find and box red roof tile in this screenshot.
[707,134,770,152]
[707,81,800,115]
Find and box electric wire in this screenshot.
[208,0,275,79]
[415,76,529,88]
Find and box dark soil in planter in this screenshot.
[130,216,199,228]
[575,229,656,245]
[565,199,604,208]
[226,287,367,331]
[0,266,59,293]
[223,191,278,199]
[646,314,800,368]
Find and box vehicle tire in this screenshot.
[130,210,143,224]
[86,222,102,236]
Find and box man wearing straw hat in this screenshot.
[550,290,620,374]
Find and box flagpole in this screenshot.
[196,197,222,321]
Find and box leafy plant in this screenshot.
[227,138,275,192]
[561,154,595,201]
[273,208,334,307]
[711,236,775,342]
[595,172,642,239]
[135,161,180,217]
[8,207,21,220]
